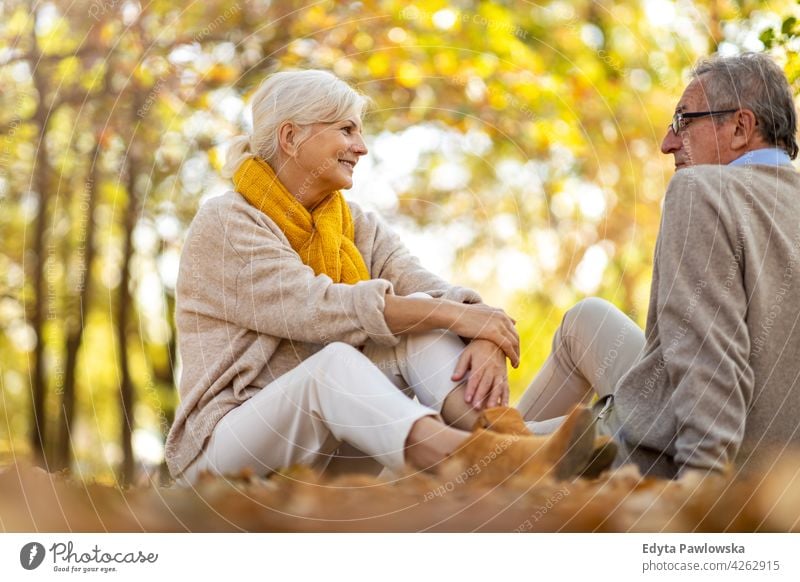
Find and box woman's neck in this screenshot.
[272,157,329,210]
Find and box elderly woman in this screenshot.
[165,70,606,485]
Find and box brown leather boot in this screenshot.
[473,406,533,436]
[579,436,618,479]
[441,406,598,485]
[474,405,617,480]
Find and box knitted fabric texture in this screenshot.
[233,157,369,284]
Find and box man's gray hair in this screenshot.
[692,52,798,160]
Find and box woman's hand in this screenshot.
[445,302,520,367]
[452,339,510,410]
[383,294,519,366]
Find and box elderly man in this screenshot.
[516,52,800,478]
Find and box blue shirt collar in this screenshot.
[729,148,793,167]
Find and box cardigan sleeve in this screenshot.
[656,170,753,474]
[354,205,482,304]
[221,199,400,347]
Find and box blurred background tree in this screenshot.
[0,0,797,484]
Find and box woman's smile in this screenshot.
[338,158,356,171]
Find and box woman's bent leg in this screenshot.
[517,298,645,422]
[362,291,479,430]
[182,342,441,483]
[401,330,489,430]
[364,325,486,430]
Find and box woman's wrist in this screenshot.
[429,298,459,329]
[384,294,451,334]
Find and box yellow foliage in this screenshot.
[433,51,459,76]
[367,53,391,77]
[6,6,33,37]
[396,62,423,88]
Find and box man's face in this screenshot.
[660,77,738,170]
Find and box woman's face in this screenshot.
[294,116,368,197]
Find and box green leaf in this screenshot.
[760,27,776,48]
[782,16,796,36]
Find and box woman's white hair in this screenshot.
[222,70,370,178]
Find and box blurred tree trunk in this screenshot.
[53,134,101,471]
[117,145,139,485]
[53,34,113,471]
[27,7,52,467]
[116,76,146,484]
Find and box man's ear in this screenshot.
[730,109,758,151]
[278,121,299,157]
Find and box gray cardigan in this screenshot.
[615,163,800,477]
[165,192,481,478]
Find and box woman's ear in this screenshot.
[731,109,758,152]
[278,121,298,157]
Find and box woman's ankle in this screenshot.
[441,384,481,430]
[404,416,470,470]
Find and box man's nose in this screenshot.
[661,127,681,154]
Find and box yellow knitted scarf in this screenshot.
[233,157,370,284]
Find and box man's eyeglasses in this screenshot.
[669,109,738,134]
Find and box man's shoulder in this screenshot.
[668,164,799,201]
[668,164,734,189]
[664,166,725,210]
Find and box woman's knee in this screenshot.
[405,291,434,300]
[405,328,464,355]
[318,341,363,360]
[313,342,380,377]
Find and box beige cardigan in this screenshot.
[165,192,481,477]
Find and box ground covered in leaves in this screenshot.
[3,457,800,532]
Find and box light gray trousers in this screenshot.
[519,298,645,437]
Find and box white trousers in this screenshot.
[180,325,467,484]
[519,298,645,433]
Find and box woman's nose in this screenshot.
[352,134,368,156]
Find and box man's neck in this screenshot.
[729,147,793,167]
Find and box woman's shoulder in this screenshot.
[347,199,386,232]
[346,199,407,260]
[188,191,234,227]
[193,190,257,219]
[192,191,280,230]
[345,198,366,218]
[186,191,290,251]
[347,199,390,243]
